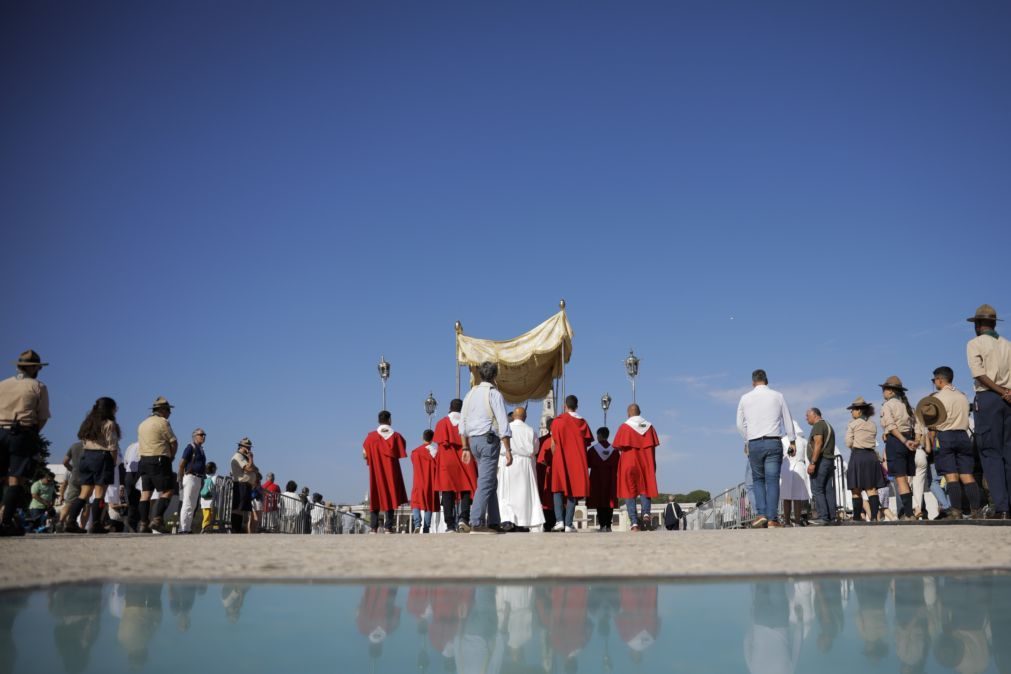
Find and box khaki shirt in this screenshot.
[967,334,1011,391]
[230,451,254,484]
[0,375,50,427]
[137,415,177,458]
[82,419,121,453]
[880,397,913,435]
[846,417,877,449]
[933,386,971,432]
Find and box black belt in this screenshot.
[751,435,782,441]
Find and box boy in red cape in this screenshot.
[432,398,476,532]
[410,429,439,533]
[536,418,556,532]
[587,426,619,532]
[549,395,592,532]
[363,410,408,533]
[612,403,660,531]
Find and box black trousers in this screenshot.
[441,491,471,530]
[125,472,141,530]
[596,507,613,527]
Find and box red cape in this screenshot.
[432,416,477,494]
[536,433,554,507]
[406,585,431,620]
[356,586,401,639]
[616,586,659,646]
[586,445,620,509]
[539,586,590,657]
[410,445,439,511]
[364,431,408,511]
[428,586,474,652]
[549,413,592,498]
[612,422,660,499]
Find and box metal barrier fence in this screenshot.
[686,455,849,530]
[206,477,370,534]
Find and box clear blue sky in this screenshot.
[2,1,1008,502]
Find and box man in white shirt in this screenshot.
[122,441,141,532]
[460,361,512,534]
[497,407,545,531]
[736,369,797,528]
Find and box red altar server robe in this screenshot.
[410,444,439,511]
[429,586,475,652]
[549,412,592,498]
[612,417,660,499]
[433,414,477,494]
[616,586,660,654]
[357,586,402,642]
[536,431,554,508]
[538,586,590,658]
[406,585,432,621]
[586,442,619,509]
[364,427,409,511]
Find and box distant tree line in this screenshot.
[657,489,711,504]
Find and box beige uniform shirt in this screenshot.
[933,386,971,432]
[966,334,1011,392]
[0,375,50,427]
[846,417,877,449]
[82,419,121,453]
[880,398,913,435]
[230,451,254,484]
[137,415,177,458]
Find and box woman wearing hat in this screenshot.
[879,376,919,520]
[845,397,886,522]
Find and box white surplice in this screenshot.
[497,420,546,528]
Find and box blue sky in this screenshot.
[2,1,1008,502]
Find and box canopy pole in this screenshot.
[454,321,462,398]
[558,299,566,402]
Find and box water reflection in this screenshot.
[2,575,1009,673]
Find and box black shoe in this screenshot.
[806,519,828,527]
[64,521,86,534]
[469,525,500,535]
[457,522,472,533]
[0,522,25,537]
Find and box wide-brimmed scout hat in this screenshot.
[237,437,253,448]
[916,395,948,429]
[878,375,908,392]
[847,396,873,410]
[151,396,174,410]
[14,349,48,368]
[966,304,1001,323]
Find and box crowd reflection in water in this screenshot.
[3,576,1010,672]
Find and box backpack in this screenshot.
[200,476,215,500]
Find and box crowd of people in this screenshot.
[0,354,340,535]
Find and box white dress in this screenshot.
[780,422,811,500]
[497,420,546,528]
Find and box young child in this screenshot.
[586,427,619,532]
[410,430,438,533]
[845,397,886,521]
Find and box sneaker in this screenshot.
[751,517,768,529]
[806,519,829,526]
[944,509,964,521]
[457,522,472,533]
[469,525,499,535]
[413,528,423,534]
[564,526,577,533]
[767,520,783,528]
[551,522,565,532]
[149,517,168,534]
[630,524,640,532]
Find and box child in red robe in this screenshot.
[362,410,408,533]
[587,426,619,532]
[410,429,438,533]
[537,421,556,532]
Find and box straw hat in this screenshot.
[878,375,908,392]
[847,396,873,410]
[915,396,948,429]
[237,437,253,449]
[966,304,1001,323]
[14,349,48,368]
[151,396,174,410]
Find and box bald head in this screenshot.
[513,407,526,421]
[627,403,640,417]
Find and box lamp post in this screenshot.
[601,392,612,427]
[624,348,640,403]
[424,391,438,429]
[378,355,391,410]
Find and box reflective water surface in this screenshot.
[2,574,1009,673]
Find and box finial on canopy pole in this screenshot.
[559,299,566,311]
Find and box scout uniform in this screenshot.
[137,396,177,532]
[0,350,51,535]
[844,397,885,521]
[879,376,916,518]
[966,304,1011,518]
[917,390,979,518]
[230,438,256,532]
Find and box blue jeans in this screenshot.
[625,496,652,523]
[411,508,432,532]
[810,456,837,522]
[744,462,755,509]
[748,438,783,522]
[929,465,950,510]
[469,434,501,528]
[553,492,576,527]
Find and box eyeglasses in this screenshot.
[195,432,206,437]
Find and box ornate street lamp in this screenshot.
[378,355,391,410]
[424,391,438,429]
[600,392,612,427]
[625,348,640,403]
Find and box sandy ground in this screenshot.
[2,524,1010,590]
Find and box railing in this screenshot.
[206,477,371,534]
[686,455,849,530]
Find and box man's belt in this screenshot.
[750,435,782,441]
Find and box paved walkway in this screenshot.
[2,525,1010,590]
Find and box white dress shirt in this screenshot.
[122,442,140,473]
[737,385,797,441]
[459,382,512,438]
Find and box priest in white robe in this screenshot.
[497,408,546,531]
